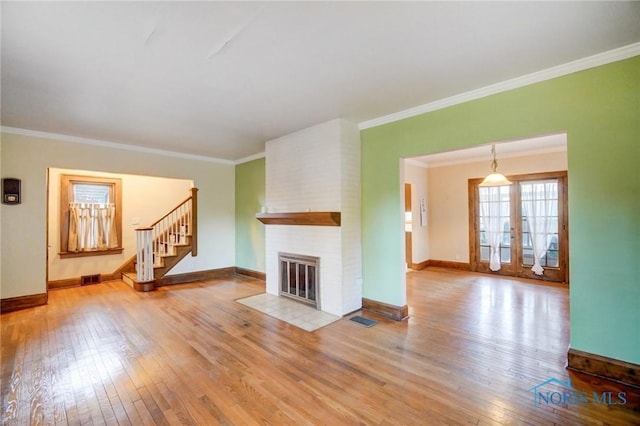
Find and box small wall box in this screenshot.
[2,178,21,205]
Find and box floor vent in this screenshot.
[80,274,101,286]
[349,316,378,327]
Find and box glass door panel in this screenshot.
[517,179,565,281]
[471,172,567,283]
[476,185,515,274]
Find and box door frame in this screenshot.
[404,183,413,267]
[469,170,569,283]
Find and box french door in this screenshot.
[469,171,568,283]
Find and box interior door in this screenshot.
[470,171,568,283]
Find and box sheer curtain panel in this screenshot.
[479,186,509,271]
[67,203,118,251]
[520,181,557,275]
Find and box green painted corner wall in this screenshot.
[235,158,266,273]
[361,56,640,364]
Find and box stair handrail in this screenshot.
[149,188,198,266]
[132,188,198,282]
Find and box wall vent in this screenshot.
[80,274,101,286]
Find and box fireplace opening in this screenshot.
[279,252,319,309]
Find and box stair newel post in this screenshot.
[135,227,154,283]
[191,187,198,257]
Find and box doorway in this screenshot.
[469,171,568,283]
[404,183,412,268]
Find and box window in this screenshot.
[59,175,123,258]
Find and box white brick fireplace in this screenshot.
[263,119,361,317]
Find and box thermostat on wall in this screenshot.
[2,178,21,205]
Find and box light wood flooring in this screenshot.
[1,269,639,425]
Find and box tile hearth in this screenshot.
[236,293,340,332]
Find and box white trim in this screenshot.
[0,126,234,165]
[235,151,266,165]
[359,42,640,130]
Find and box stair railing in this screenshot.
[134,188,198,281]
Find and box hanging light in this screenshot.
[479,144,512,187]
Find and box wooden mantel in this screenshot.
[256,212,341,226]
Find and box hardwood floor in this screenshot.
[2,269,638,425]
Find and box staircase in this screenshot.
[121,188,198,291]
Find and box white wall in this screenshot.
[0,133,235,299]
[265,119,361,316]
[404,161,429,265]
[47,168,193,281]
[339,119,362,314]
[266,121,341,213]
[427,150,567,263]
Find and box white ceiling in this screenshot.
[2,2,639,161]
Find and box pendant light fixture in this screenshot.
[479,144,512,187]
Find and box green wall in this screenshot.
[235,157,266,273]
[361,57,640,364]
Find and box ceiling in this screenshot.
[2,2,639,161]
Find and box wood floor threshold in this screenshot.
[567,348,640,388]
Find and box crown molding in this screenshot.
[0,126,235,165]
[359,42,640,130]
[234,151,266,165]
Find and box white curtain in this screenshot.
[479,187,508,271]
[521,182,557,275]
[68,203,118,251]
